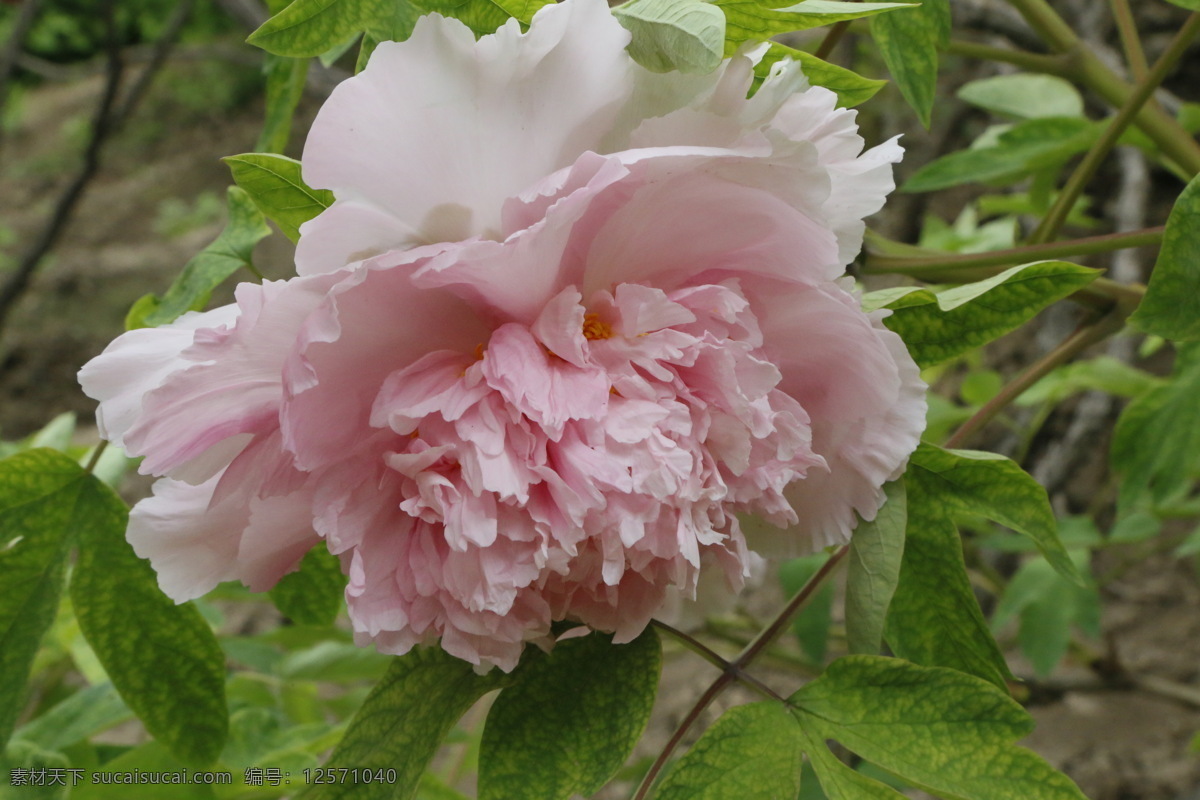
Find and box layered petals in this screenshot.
[79,0,924,672]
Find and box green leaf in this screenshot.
[225,154,334,245]
[69,475,228,766]
[479,629,660,800]
[268,546,347,626]
[1130,173,1200,341]
[846,481,906,655]
[867,261,1099,368]
[614,0,726,75]
[248,0,393,58]
[903,117,1099,192]
[868,0,949,127]
[654,703,804,800]
[279,641,391,682]
[799,725,907,800]
[299,647,513,800]
[886,479,1012,689]
[126,186,271,329]
[358,0,421,71]
[256,55,310,154]
[957,74,1084,120]
[407,0,512,36]
[69,742,218,800]
[1017,355,1165,406]
[779,555,834,663]
[1165,0,1200,9]
[12,683,131,752]
[791,656,1087,800]
[717,0,911,52]
[908,443,1079,583]
[0,450,80,748]
[1111,344,1200,513]
[991,552,1099,677]
[27,413,75,452]
[751,43,886,107]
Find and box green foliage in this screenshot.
[1130,173,1200,341]
[613,0,726,75]
[957,74,1084,120]
[751,43,886,107]
[790,657,1087,800]
[225,154,335,244]
[69,471,228,766]
[903,118,1099,192]
[868,0,950,128]
[908,443,1079,582]
[268,547,348,626]
[887,465,1012,689]
[992,551,1099,677]
[717,0,912,53]
[479,629,660,800]
[299,647,512,800]
[1111,344,1200,515]
[887,442,1083,687]
[654,703,804,800]
[257,55,310,154]
[0,450,79,748]
[779,554,835,662]
[12,683,131,753]
[845,482,906,655]
[1018,355,1164,406]
[126,187,271,329]
[406,0,531,35]
[864,261,1099,368]
[248,0,397,58]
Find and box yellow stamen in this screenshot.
[583,313,612,341]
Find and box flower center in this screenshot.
[582,313,612,341]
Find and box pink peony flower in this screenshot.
[79,0,925,671]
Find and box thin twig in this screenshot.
[943,308,1130,449]
[650,619,789,704]
[1030,12,1200,244]
[631,675,734,800]
[0,0,123,338]
[864,226,1164,275]
[0,0,43,157]
[0,0,196,339]
[814,21,851,60]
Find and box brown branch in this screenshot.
[0,0,196,339]
[0,0,43,156]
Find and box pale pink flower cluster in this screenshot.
[79,0,925,670]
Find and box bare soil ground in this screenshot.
[3,55,1200,800]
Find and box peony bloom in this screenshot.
[79,0,925,671]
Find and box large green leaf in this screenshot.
[868,0,949,128]
[256,55,310,154]
[751,42,886,107]
[791,656,1087,800]
[299,647,512,800]
[125,186,271,329]
[358,1,422,70]
[903,117,1099,192]
[717,0,911,52]
[614,0,726,75]
[1111,343,1200,513]
[268,546,347,626]
[69,476,228,766]
[248,0,393,58]
[845,481,906,656]
[907,443,1079,583]
[0,450,80,748]
[479,629,660,800]
[1130,173,1200,341]
[654,703,804,800]
[407,0,525,36]
[225,153,334,245]
[865,261,1098,368]
[957,74,1084,120]
[885,480,1011,689]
